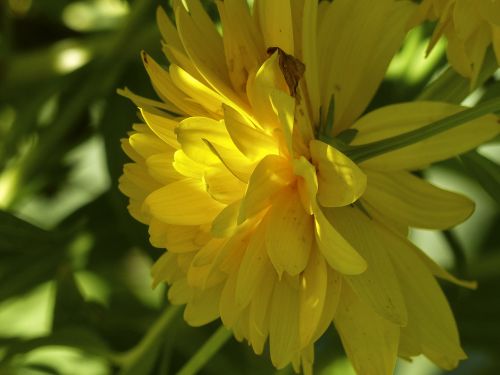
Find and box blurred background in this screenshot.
[0,0,499,374]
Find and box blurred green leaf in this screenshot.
[0,211,77,301]
[460,151,500,208]
[52,267,89,330]
[0,211,58,253]
[0,327,114,365]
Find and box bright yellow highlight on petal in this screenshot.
[118,0,500,374]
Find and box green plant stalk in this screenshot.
[176,326,232,375]
[117,305,182,371]
[345,97,500,163]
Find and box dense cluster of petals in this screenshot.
[119,0,500,374]
[416,0,500,83]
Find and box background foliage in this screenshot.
[0,0,499,374]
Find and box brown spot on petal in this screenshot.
[267,47,305,97]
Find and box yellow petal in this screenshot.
[184,284,223,327]
[351,102,500,171]
[156,6,183,52]
[249,271,275,354]
[162,44,203,83]
[301,0,320,124]
[310,267,341,344]
[146,153,183,184]
[314,207,367,276]
[318,0,416,133]
[256,0,294,54]
[151,252,178,287]
[126,199,149,224]
[297,345,314,375]
[142,52,209,117]
[175,2,249,112]
[236,220,274,308]
[175,0,225,74]
[334,284,400,375]
[445,31,472,78]
[493,25,500,63]
[326,206,408,326]
[270,89,295,156]
[219,271,242,328]
[382,222,467,369]
[478,0,500,25]
[129,132,166,160]
[187,238,227,289]
[269,275,300,369]
[265,187,313,277]
[298,248,327,348]
[211,200,241,238]
[246,52,288,131]
[120,163,161,201]
[176,117,232,165]
[403,234,477,289]
[363,170,474,230]
[121,138,142,163]
[361,198,409,238]
[238,154,294,223]
[156,6,201,81]
[141,109,180,149]
[292,157,367,275]
[118,87,178,114]
[223,104,278,160]
[204,166,246,204]
[172,149,205,178]
[168,278,192,305]
[292,156,318,214]
[217,0,265,95]
[453,0,479,41]
[310,140,367,207]
[164,225,200,253]
[201,140,254,182]
[169,64,224,116]
[145,178,224,225]
[217,232,247,274]
[148,218,169,248]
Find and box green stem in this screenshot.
[346,97,500,163]
[176,326,232,375]
[117,305,182,372]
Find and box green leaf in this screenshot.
[460,150,500,208]
[0,328,114,365]
[0,211,57,253]
[0,251,61,302]
[345,97,500,163]
[52,267,89,331]
[0,211,75,301]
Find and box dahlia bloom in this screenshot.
[415,0,500,84]
[119,0,499,373]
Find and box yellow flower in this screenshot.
[415,0,500,84]
[119,0,500,374]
